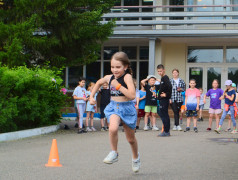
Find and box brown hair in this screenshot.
[189,79,196,83]
[111,52,133,75]
[172,68,179,73]
[87,82,95,91]
[213,79,219,84]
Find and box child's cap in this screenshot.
[147,75,156,80]
[232,83,236,87]
[224,80,232,86]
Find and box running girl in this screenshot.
[89,52,141,173]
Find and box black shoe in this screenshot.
[77,129,87,134]
[184,127,190,132]
[64,124,70,130]
[136,126,139,130]
[198,118,201,122]
[201,117,203,121]
[158,131,170,137]
[74,123,78,128]
[83,124,85,128]
[194,127,198,133]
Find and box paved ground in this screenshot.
[0,118,238,180]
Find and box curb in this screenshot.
[0,125,60,142]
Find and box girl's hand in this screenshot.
[143,95,146,99]
[135,105,139,110]
[196,106,199,111]
[203,99,206,104]
[160,92,166,97]
[82,97,87,101]
[89,97,96,105]
[185,106,187,111]
[111,79,119,88]
[169,99,172,104]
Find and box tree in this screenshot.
[0,0,115,68]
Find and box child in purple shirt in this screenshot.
[204,79,223,131]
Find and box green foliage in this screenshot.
[0,0,115,68]
[0,65,68,133]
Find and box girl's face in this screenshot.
[148,78,156,86]
[90,83,95,90]
[226,85,232,90]
[200,89,203,94]
[79,80,85,87]
[212,81,219,89]
[172,71,179,79]
[111,59,127,78]
[189,81,196,88]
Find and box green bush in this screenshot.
[0,66,67,133]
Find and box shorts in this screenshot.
[100,105,107,118]
[145,105,157,113]
[186,110,198,117]
[86,103,96,112]
[138,109,145,118]
[199,104,204,110]
[209,108,222,114]
[181,105,185,111]
[104,100,137,129]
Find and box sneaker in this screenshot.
[194,127,198,133]
[198,118,201,122]
[158,131,170,137]
[101,127,106,132]
[91,127,97,132]
[64,124,70,130]
[201,117,204,121]
[103,151,118,164]
[172,125,177,131]
[144,126,149,131]
[231,129,238,134]
[180,118,183,124]
[225,128,232,132]
[214,128,221,134]
[86,127,92,132]
[152,126,159,131]
[74,123,78,128]
[77,129,87,134]
[136,126,139,130]
[184,127,190,132]
[177,125,182,131]
[132,153,141,173]
[206,128,211,131]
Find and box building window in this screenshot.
[122,46,137,59]
[86,62,101,83]
[68,66,83,90]
[228,68,238,86]
[227,47,238,63]
[140,46,149,60]
[187,47,223,63]
[104,46,119,60]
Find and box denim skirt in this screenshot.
[104,100,137,129]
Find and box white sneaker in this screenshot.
[172,125,177,131]
[86,127,92,132]
[177,125,182,131]
[152,126,159,131]
[231,129,238,134]
[91,127,97,132]
[103,151,118,164]
[144,126,149,131]
[132,153,141,173]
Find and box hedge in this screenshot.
[0,66,67,133]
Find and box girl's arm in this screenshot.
[111,74,136,100]
[226,94,235,101]
[235,93,238,103]
[136,96,140,109]
[185,96,188,111]
[203,95,207,104]
[139,96,146,101]
[90,75,111,105]
[196,96,200,111]
[141,78,148,87]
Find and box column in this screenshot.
[149,38,156,75]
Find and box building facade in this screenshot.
[64,0,238,109]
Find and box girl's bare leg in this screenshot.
[108,115,120,152]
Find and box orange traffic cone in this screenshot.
[45,139,62,167]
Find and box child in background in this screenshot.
[204,79,223,131]
[226,83,238,132]
[180,91,186,124]
[137,82,146,130]
[198,88,204,122]
[215,80,237,134]
[99,83,110,131]
[132,79,140,129]
[73,77,88,134]
[85,82,98,132]
[184,79,200,133]
[141,75,160,131]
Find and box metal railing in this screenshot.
[101,5,238,37]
